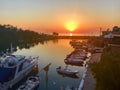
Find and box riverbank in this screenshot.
[82,53,102,90]
[57,36,98,39]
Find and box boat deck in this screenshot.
[0,83,8,90]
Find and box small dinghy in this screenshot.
[56,66,78,76]
[17,76,40,90]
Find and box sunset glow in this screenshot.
[0,0,120,34]
[65,20,78,32]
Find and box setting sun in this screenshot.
[64,20,78,32]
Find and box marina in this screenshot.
[1,39,86,90]
[1,0,120,89]
[0,56,38,90]
[0,39,93,90]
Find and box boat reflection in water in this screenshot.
[60,85,78,90]
[57,71,79,79]
[13,39,85,90]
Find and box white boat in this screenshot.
[56,66,78,75]
[0,55,38,88]
[18,76,40,90]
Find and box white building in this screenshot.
[104,33,113,39]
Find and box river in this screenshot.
[13,39,85,90]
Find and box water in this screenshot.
[13,39,84,90]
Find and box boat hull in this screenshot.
[64,59,84,66]
[4,60,38,88]
[56,68,78,76]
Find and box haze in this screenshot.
[0,0,120,34]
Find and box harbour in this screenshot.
[1,0,120,89]
[12,39,86,90]
[0,38,104,90]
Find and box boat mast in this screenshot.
[10,43,13,55]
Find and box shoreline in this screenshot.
[78,53,102,90]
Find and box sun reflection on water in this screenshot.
[70,33,73,36]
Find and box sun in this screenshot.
[64,20,78,32]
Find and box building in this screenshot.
[104,33,113,39]
[102,26,120,38]
[102,26,120,44]
[113,26,120,32]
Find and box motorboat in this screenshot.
[67,54,87,60]
[17,76,40,90]
[64,58,84,66]
[56,66,78,76]
[0,55,38,88]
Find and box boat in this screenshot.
[57,71,79,79]
[17,76,40,90]
[66,50,88,60]
[64,58,84,66]
[56,66,78,76]
[69,40,77,45]
[66,54,87,60]
[0,54,38,88]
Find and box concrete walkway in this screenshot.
[82,53,102,90]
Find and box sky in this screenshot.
[0,0,120,34]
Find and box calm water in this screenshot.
[13,39,84,90]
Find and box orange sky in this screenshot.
[0,0,120,34]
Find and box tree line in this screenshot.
[0,24,56,53]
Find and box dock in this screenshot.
[78,53,102,90]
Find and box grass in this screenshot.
[89,46,120,90]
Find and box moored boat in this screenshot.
[0,55,38,88]
[64,58,84,66]
[17,76,40,90]
[56,66,78,76]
